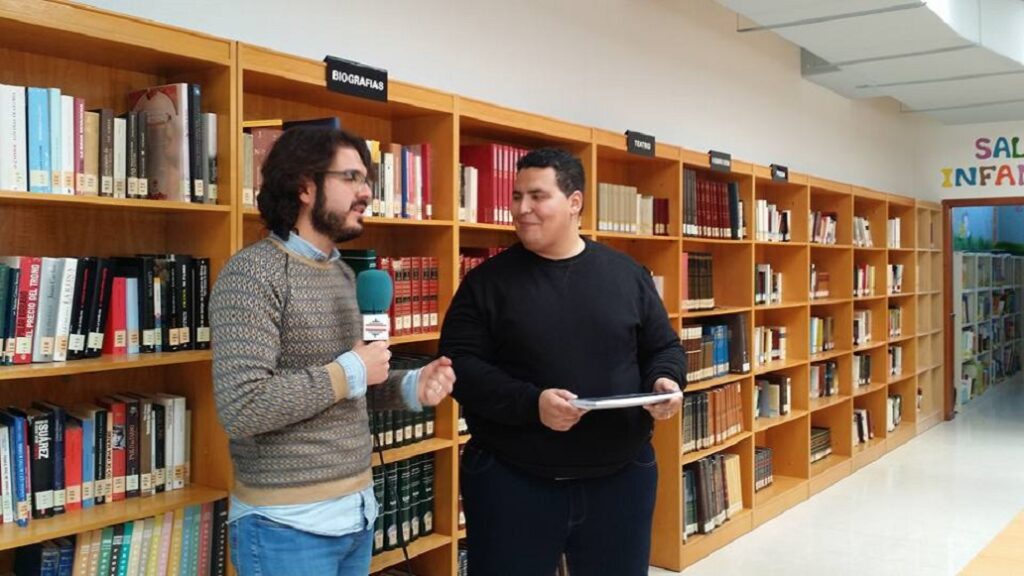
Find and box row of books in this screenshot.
[854,309,873,346]
[809,211,838,245]
[754,447,774,492]
[597,183,671,236]
[680,315,750,383]
[887,218,902,248]
[887,264,905,295]
[458,247,505,281]
[853,216,873,247]
[13,500,227,576]
[810,427,832,463]
[683,453,743,540]
[1,393,190,526]
[370,354,437,450]
[0,82,217,203]
[681,382,743,454]
[810,360,839,398]
[458,143,528,225]
[754,375,791,419]
[340,252,440,337]
[682,169,745,240]
[753,325,787,367]
[371,454,435,555]
[853,408,874,445]
[681,252,714,311]
[854,264,876,297]
[754,263,783,306]
[809,315,835,355]
[809,264,830,300]
[888,306,903,338]
[854,352,873,386]
[886,394,903,432]
[754,200,791,243]
[888,345,904,377]
[0,255,211,365]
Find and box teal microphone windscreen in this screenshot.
[356,269,393,314]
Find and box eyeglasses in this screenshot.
[321,169,372,188]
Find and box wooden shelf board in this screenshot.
[0,350,212,382]
[854,246,886,252]
[809,243,853,250]
[754,409,808,433]
[852,438,886,471]
[755,241,807,247]
[810,453,850,478]
[888,292,917,299]
[364,217,456,228]
[682,305,750,319]
[370,533,452,573]
[810,395,849,412]
[755,301,807,312]
[378,438,452,466]
[754,358,807,376]
[887,247,916,253]
[853,341,886,353]
[682,432,751,466]
[916,410,943,434]
[854,381,888,397]
[679,508,752,569]
[0,191,230,214]
[685,372,751,394]
[595,232,678,242]
[0,484,227,551]
[682,236,751,246]
[392,332,441,346]
[458,222,516,233]
[808,455,851,496]
[457,528,467,540]
[810,297,852,306]
[886,424,915,452]
[888,334,916,345]
[753,475,806,508]
[458,434,471,445]
[810,349,851,363]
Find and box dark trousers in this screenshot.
[460,441,658,576]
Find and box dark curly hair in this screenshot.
[516,147,585,200]
[257,126,373,239]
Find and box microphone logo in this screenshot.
[364,316,388,340]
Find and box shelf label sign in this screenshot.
[626,130,655,157]
[771,163,789,182]
[324,56,388,102]
[709,149,732,173]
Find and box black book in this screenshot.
[192,258,211,350]
[384,463,399,550]
[14,407,54,519]
[108,523,124,576]
[90,108,114,197]
[92,406,108,505]
[188,83,204,203]
[32,401,66,514]
[121,111,139,199]
[372,467,385,554]
[409,458,422,540]
[420,454,434,535]
[210,498,229,576]
[66,258,94,361]
[152,402,166,493]
[84,258,114,358]
[136,110,149,198]
[2,265,20,365]
[113,394,141,498]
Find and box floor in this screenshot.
[960,508,1024,575]
[649,377,1024,576]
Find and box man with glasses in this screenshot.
[209,126,455,575]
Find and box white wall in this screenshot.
[85,0,932,196]
[915,120,1024,203]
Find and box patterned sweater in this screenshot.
[210,238,407,506]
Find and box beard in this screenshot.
[311,184,365,243]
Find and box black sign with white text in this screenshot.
[324,55,388,102]
[771,164,789,182]
[709,150,732,173]
[626,130,655,157]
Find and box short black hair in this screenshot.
[516,147,585,198]
[257,126,372,239]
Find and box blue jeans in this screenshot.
[229,514,373,576]
[461,441,658,576]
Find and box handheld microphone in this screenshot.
[356,269,393,341]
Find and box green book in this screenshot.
[420,455,434,535]
[97,526,115,576]
[384,463,399,550]
[409,458,422,540]
[398,459,412,545]
[372,467,385,554]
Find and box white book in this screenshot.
[127,518,146,575]
[0,425,13,524]
[51,257,78,362]
[60,95,75,195]
[48,88,62,193]
[203,112,218,203]
[383,152,395,219]
[113,116,127,198]
[155,393,186,490]
[242,132,253,206]
[32,257,63,363]
[0,84,28,191]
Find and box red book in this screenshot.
[64,421,83,512]
[410,257,423,334]
[98,397,126,501]
[460,144,499,224]
[428,257,439,330]
[0,256,43,364]
[102,277,127,355]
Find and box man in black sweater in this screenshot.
[440,147,685,575]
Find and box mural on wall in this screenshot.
[952,205,1024,255]
[942,137,1024,189]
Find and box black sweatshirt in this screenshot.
[440,240,686,479]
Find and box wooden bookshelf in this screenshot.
[0,0,235,564]
[0,4,951,573]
